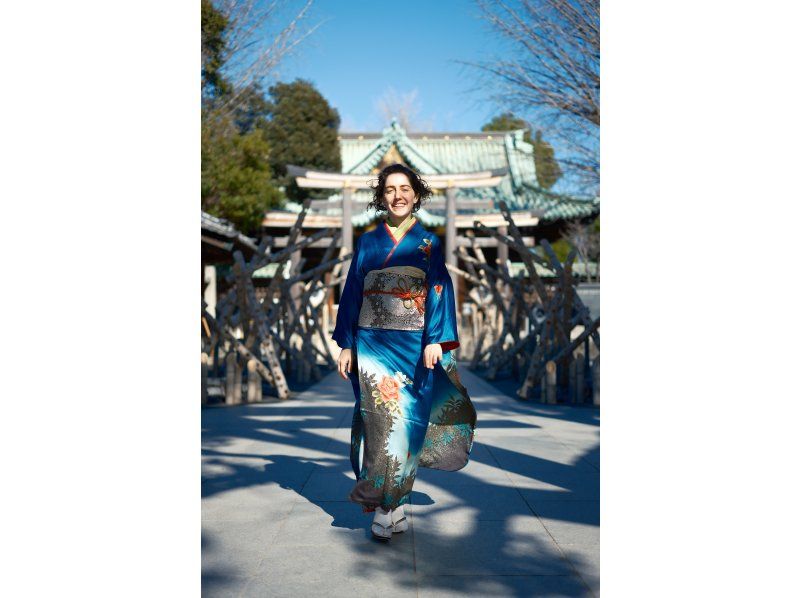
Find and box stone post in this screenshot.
[225,352,242,405]
[545,360,557,404]
[247,358,262,402]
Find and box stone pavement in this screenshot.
[202,366,600,597]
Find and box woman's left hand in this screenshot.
[423,343,443,369]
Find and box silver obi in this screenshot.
[358,266,427,331]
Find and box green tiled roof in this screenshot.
[282,119,598,226]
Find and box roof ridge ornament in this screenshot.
[384,117,406,137]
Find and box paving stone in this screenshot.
[201,569,252,598]
[201,483,299,522]
[201,460,315,497]
[481,440,598,473]
[531,500,600,546]
[269,500,384,546]
[416,574,592,597]
[560,544,600,595]
[242,536,417,597]
[413,516,573,577]
[299,469,358,501]
[410,483,533,522]
[512,471,600,501]
[201,518,283,577]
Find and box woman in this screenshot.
[332,163,477,541]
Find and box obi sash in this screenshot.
[358,266,427,331]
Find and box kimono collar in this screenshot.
[383,215,418,244]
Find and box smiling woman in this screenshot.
[366,163,431,224]
[333,163,476,541]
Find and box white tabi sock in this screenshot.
[373,506,392,527]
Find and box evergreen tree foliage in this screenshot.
[201,0,230,101]
[201,111,283,235]
[263,79,342,202]
[481,112,532,144]
[532,130,563,190]
[200,0,283,235]
[482,113,563,190]
[231,82,270,134]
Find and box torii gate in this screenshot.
[285,165,540,301]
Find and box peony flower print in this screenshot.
[372,371,412,415]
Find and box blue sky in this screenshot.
[272,0,513,132]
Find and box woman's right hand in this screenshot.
[338,348,353,380]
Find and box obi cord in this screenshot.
[332,218,477,513]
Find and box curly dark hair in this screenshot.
[367,163,433,213]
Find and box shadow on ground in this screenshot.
[201,366,599,597]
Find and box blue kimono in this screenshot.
[332,217,477,512]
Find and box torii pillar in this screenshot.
[445,183,458,299]
[341,184,353,295]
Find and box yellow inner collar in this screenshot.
[386,215,416,238]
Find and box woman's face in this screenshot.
[383,172,418,220]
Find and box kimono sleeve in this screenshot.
[423,235,460,353]
[331,237,365,350]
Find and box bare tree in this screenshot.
[466,0,599,195]
[211,0,322,116]
[374,87,435,132]
[564,219,599,282]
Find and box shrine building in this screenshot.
[258,119,599,305]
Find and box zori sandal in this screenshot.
[391,506,408,533]
[371,508,393,541]
[371,520,393,540]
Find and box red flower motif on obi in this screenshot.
[364,278,426,314]
[434,284,443,295]
[392,278,426,314]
